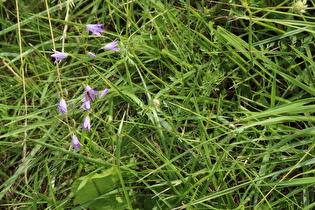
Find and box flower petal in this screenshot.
[72,135,83,150]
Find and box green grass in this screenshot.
[1,0,315,209]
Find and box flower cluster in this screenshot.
[57,85,109,150]
[51,24,120,64]
[80,85,109,132]
[54,23,114,150]
[293,0,308,14]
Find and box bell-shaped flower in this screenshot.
[57,99,67,114]
[83,85,99,101]
[87,52,96,58]
[104,40,120,52]
[81,116,91,132]
[99,88,109,98]
[72,135,83,150]
[51,49,68,64]
[86,24,104,36]
[80,99,91,111]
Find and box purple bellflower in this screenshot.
[81,116,91,132]
[83,85,99,101]
[80,99,91,111]
[72,135,83,150]
[99,88,109,98]
[104,40,120,52]
[86,24,104,36]
[87,52,96,58]
[57,99,67,114]
[51,49,68,64]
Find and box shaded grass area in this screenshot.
[1,0,315,209]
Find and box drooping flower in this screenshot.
[86,24,104,36]
[80,99,91,111]
[81,116,91,132]
[51,49,68,64]
[104,40,120,52]
[87,52,96,58]
[57,99,67,114]
[99,88,109,98]
[83,85,99,101]
[72,135,83,150]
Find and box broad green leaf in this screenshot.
[71,167,120,206]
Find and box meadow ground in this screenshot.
[1,0,315,209]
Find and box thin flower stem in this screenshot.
[45,0,63,95]
[45,0,55,50]
[61,0,73,52]
[45,0,70,130]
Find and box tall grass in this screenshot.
[1,0,315,209]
